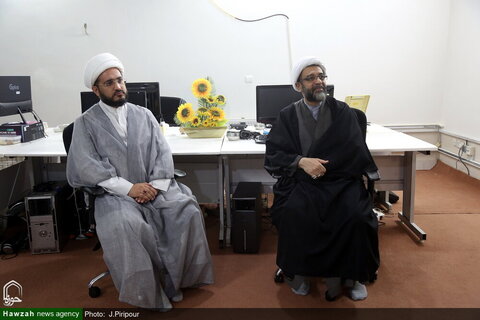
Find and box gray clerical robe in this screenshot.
[66,103,214,309]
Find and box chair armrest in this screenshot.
[365,170,380,182]
[364,169,380,199]
[81,186,105,196]
[174,169,187,178]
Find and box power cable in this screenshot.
[209,0,293,70]
[456,146,470,176]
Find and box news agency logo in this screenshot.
[3,280,23,306]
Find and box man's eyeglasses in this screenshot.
[301,74,328,82]
[97,77,125,88]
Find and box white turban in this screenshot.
[291,56,325,92]
[83,53,124,89]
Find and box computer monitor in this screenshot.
[126,82,161,122]
[0,76,33,117]
[80,91,147,113]
[80,82,161,122]
[256,84,334,126]
[160,96,186,126]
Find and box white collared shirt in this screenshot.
[99,100,128,145]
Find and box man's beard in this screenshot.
[99,89,128,107]
[302,84,326,103]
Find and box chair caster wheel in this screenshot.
[89,286,101,298]
[274,269,284,283]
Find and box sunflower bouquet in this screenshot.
[175,77,227,128]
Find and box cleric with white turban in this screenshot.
[67,53,215,311]
[83,52,124,89]
[265,55,380,303]
[291,56,326,92]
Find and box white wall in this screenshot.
[441,0,480,142]
[0,0,466,134]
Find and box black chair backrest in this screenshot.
[351,108,367,141]
[160,96,186,125]
[63,122,74,154]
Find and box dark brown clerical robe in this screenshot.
[265,96,379,282]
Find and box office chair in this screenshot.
[63,122,186,298]
[63,123,109,298]
[160,96,186,125]
[273,107,380,284]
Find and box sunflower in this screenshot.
[206,96,216,104]
[215,95,226,105]
[191,117,200,127]
[197,107,209,116]
[191,78,212,98]
[176,103,195,123]
[208,107,225,121]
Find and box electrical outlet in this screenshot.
[244,75,253,83]
[454,139,464,148]
[464,146,475,157]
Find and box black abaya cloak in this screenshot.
[265,97,379,282]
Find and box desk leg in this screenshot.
[223,155,232,247]
[376,191,392,212]
[218,156,225,248]
[398,151,427,240]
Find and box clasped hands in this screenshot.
[298,157,329,180]
[128,182,158,204]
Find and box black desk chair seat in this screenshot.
[62,122,186,298]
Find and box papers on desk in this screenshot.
[345,95,370,113]
[0,135,21,145]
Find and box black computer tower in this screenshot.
[231,182,262,253]
[25,191,66,254]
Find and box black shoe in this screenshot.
[325,290,339,302]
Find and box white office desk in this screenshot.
[366,123,437,153]
[1,124,437,246]
[163,127,224,155]
[0,130,66,158]
[0,127,225,157]
[221,124,438,244]
[0,127,228,245]
[367,124,437,240]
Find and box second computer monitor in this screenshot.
[80,91,147,111]
[126,82,161,122]
[80,82,161,122]
[256,84,334,126]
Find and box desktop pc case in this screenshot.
[25,191,66,254]
[231,182,262,253]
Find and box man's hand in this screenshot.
[298,157,329,179]
[128,183,158,203]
